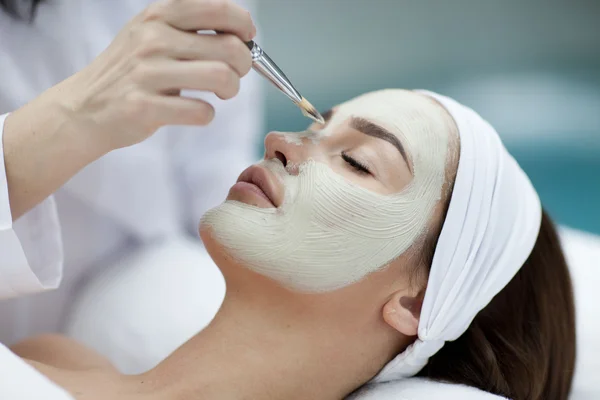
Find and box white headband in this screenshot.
[373,90,542,382]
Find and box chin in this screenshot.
[198,211,256,289]
[199,199,295,285]
[198,220,211,244]
[198,203,247,267]
[197,222,229,270]
[199,211,221,256]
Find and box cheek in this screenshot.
[389,168,413,194]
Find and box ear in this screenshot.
[382,289,425,337]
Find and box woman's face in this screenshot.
[200,89,453,293]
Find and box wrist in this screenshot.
[2,84,109,219]
[5,84,109,173]
[49,75,115,158]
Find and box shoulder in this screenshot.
[347,378,509,400]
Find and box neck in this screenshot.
[130,275,397,400]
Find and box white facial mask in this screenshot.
[201,90,450,292]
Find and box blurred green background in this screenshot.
[254,0,600,235]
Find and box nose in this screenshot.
[264,132,314,172]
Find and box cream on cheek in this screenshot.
[201,90,449,292]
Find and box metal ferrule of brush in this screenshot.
[246,41,303,104]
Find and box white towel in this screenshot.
[373,91,542,381]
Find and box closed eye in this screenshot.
[342,152,371,175]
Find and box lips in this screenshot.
[236,165,282,207]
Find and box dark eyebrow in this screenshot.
[350,117,411,171]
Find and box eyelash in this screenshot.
[341,152,371,175]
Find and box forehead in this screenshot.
[326,90,451,156]
[331,89,444,130]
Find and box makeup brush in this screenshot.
[245,40,325,125]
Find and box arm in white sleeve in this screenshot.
[172,70,265,232]
[0,113,64,300]
[0,343,74,400]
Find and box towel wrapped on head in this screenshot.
[373,90,542,381]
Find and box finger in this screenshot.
[141,60,241,100]
[151,94,216,126]
[162,29,252,76]
[143,0,256,42]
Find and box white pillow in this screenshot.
[559,228,600,400]
[64,235,225,374]
[348,378,506,399]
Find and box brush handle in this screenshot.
[218,34,320,122]
[215,32,302,103]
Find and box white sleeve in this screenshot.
[0,343,75,399]
[0,113,64,300]
[172,70,265,232]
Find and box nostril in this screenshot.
[275,151,287,167]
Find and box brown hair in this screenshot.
[416,209,576,399]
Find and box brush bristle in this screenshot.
[298,97,325,124]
